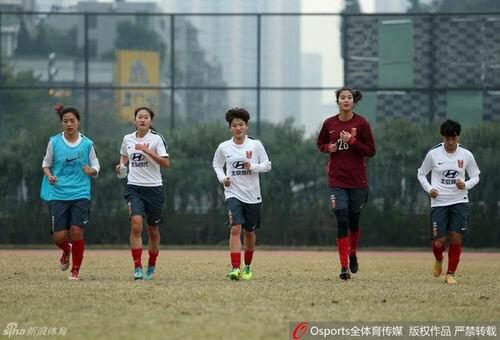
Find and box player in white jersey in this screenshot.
[213,107,271,280]
[417,119,480,284]
[116,107,170,281]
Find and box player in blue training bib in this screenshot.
[40,104,100,281]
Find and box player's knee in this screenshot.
[449,234,462,245]
[348,212,361,231]
[70,226,84,240]
[335,209,349,238]
[230,225,241,237]
[131,223,142,236]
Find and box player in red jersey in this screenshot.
[316,87,376,280]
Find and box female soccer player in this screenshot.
[116,107,170,281]
[212,107,271,280]
[41,104,100,281]
[417,119,480,284]
[316,88,376,280]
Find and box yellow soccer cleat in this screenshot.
[433,260,443,277]
[227,267,241,281]
[241,265,253,281]
[445,273,457,285]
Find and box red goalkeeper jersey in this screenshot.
[316,113,376,188]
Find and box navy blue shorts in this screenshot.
[225,197,262,232]
[124,185,165,226]
[431,203,470,239]
[328,187,368,212]
[48,199,90,234]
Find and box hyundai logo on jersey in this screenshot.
[232,161,245,169]
[131,153,145,162]
[443,170,459,178]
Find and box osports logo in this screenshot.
[291,322,309,340]
[131,153,145,161]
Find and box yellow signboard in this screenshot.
[115,50,160,119]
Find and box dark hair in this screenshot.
[134,107,155,120]
[440,119,461,137]
[225,107,250,125]
[335,87,362,104]
[54,103,80,121]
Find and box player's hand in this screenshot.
[456,178,465,190]
[48,175,57,184]
[339,130,352,142]
[82,165,94,176]
[429,188,438,198]
[328,143,338,153]
[115,164,123,175]
[243,161,251,170]
[135,143,150,152]
[223,177,230,187]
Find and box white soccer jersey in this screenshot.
[213,136,271,204]
[417,143,480,207]
[120,130,169,187]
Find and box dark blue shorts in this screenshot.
[431,203,470,239]
[124,185,165,226]
[225,197,262,232]
[48,199,90,234]
[328,187,368,212]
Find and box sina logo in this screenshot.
[232,161,245,169]
[442,170,458,178]
[131,153,145,162]
[291,322,309,340]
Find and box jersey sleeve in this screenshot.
[42,140,54,168]
[465,151,480,190]
[316,120,332,153]
[250,141,272,173]
[120,136,128,156]
[212,144,227,183]
[349,120,376,157]
[156,136,169,157]
[417,151,433,193]
[89,144,100,175]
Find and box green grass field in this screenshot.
[1,249,499,339]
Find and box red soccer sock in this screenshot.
[432,241,445,262]
[336,237,349,268]
[148,250,159,268]
[447,243,462,274]
[348,229,361,256]
[71,238,84,274]
[56,240,71,254]
[230,252,241,269]
[131,248,143,268]
[244,250,254,266]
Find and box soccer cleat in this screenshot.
[445,273,457,285]
[144,266,155,281]
[227,267,241,281]
[68,270,79,281]
[59,244,72,271]
[433,260,443,277]
[339,267,351,281]
[241,265,253,280]
[349,255,358,273]
[134,267,143,280]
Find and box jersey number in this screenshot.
[337,139,349,150]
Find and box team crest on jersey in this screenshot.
[351,127,358,137]
[458,160,464,168]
